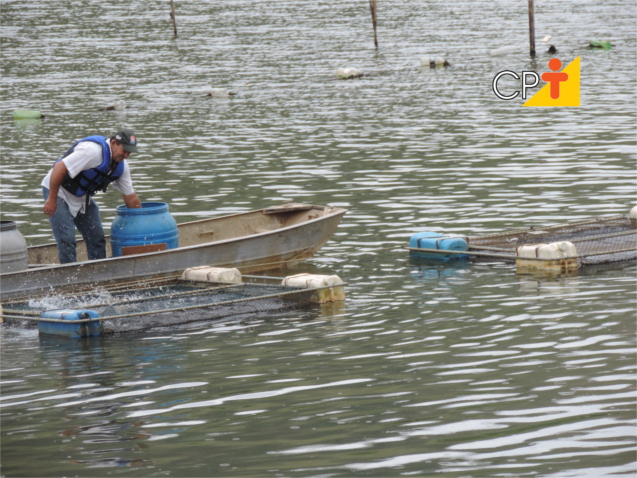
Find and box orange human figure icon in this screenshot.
[542,58,569,99]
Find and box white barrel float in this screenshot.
[281,273,345,303]
[336,67,363,79]
[516,241,579,274]
[409,232,469,260]
[425,57,450,68]
[630,205,637,226]
[0,220,28,273]
[38,309,101,338]
[181,266,243,283]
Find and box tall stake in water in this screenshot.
[369,0,378,49]
[170,0,178,38]
[528,0,536,56]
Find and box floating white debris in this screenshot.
[421,56,450,68]
[542,35,553,43]
[206,88,237,98]
[336,67,363,79]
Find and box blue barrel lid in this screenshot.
[116,202,169,216]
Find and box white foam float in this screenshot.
[516,241,579,274]
[181,266,243,283]
[281,273,345,303]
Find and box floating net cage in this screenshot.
[1,277,320,334]
[467,215,636,265]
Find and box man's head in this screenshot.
[110,129,138,161]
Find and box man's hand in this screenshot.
[123,193,142,209]
[43,197,57,216]
[43,161,68,216]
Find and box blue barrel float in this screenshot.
[409,231,469,261]
[39,309,101,338]
[110,202,179,257]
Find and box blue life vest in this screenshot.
[56,136,125,197]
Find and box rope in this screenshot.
[407,247,515,260]
[470,230,635,251]
[61,282,244,310]
[566,230,636,243]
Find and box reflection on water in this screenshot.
[1,0,636,476]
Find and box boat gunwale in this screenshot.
[5,204,346,275]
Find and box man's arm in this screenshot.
[43,161,69,216]
[123,192,142,209]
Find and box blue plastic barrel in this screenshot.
[39,309,101,338]
[110,202,179,257]
[409,231,469,261]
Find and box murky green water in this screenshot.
[1,1,636,476]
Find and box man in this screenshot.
[42,129,142,264]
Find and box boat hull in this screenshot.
[0,204,346,301]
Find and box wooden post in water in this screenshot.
[369,0,378,49]
[169,0,178,38]
[527,0,536,56]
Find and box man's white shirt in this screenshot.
[42,140,134,217]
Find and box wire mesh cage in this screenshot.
[1,279,325,335]
[467,215,636,265]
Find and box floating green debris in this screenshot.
[13,109,44,120]
[589,40,612,50]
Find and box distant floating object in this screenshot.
[104,100,127,111]
[589,40,612,50]
[336,67,363,79]
[13,109,44,120]
[206,88,237,98]
[542,35,553,43]
[547,45,557,54]
[421,56,450,68]
[488,45,522,57]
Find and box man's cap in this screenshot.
[113,129,138,153]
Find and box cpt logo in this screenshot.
[492,57,580,107]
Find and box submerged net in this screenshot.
[3,280,318,334]
[467,215,637,265]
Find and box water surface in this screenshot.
[1,0,636,476]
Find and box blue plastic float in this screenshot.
[38,309,101,338]
[409,232,469,261]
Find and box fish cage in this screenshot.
[469,215,636,264]
[0,269,345,338]
[409,214,637,274]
